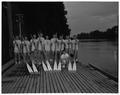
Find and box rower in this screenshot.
[64,36,69,54]
[72,36,79,62]
[51,34,58,63]
[37,33,45,65]
[44,36,51,62]
[13,36,21,64]
[22,37,30,63]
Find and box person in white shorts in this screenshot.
[68,36,72,55]
[51,34,58,61]
[30,34,38,64]
[37,33,45,64]
[56,37,62,62]
[44,36,51,61]
[22,37,27,63]
[37,33,45,51]
[72,36,79,62]
[23,37,30,62]
[75,37,79,62]
[64,36,69,53]
[30,36,36,52]
[60,36,65,52]
[13,36,21,64]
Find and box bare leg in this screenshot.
[18,53,21,64]
[14,53,17,64]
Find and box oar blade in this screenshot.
[73,61,77,71]
[46,60,52,71]
[32,62,38,72]
[58,61,61,71]
[54,60,57,70]
[26,63,33,73]
[42,61,48,71]
[68,61,72,71]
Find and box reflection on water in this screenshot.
[78,41,118,77]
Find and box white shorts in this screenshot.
[51,46,55,51]
[14,48,19,53]
[38,44,42,51]
[23,48,27,54]
[31,46,35,51]
[45,47,50,51]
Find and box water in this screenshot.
[78,41,118,77]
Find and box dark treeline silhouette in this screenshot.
[76,26,118,41]
[11,2,70,39]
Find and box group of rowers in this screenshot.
[13,33,79,72]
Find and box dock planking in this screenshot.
[2,63,118,93]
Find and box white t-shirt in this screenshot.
[44,39,51,51]
[13,40,21,53]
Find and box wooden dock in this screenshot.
[2,62,118,93]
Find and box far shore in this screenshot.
[79,39,118,42]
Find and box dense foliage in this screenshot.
[11,2,70,38]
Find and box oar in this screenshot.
[57,40,62,71]
[41,43,48,71]
[23,40,35,73]
[67,39,73,71]
[42,61,48,71]
[25,39,38,73]
[58,61,61,71]
[46,59,52,71]
[73,60,77,71]
[32,60,38,73]
[37,37,42,65]
[72,41,77,71]
[68,60,72,71]
[26,62,34,73]
[54,40,58,70]
[44,44,52,71]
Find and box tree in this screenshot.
[11,2,70,38]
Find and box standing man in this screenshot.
[30,34,38,64]
[37,33,44,64]
[75,36,79,62]
[13,36,21,64]
[51,34,58,62]
[23,37,30,63]
[44,36,51,61]
[64,36,69,53]
[72,36,79,62]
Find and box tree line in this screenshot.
[76,25,118,41]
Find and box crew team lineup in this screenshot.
[13,33,79,73]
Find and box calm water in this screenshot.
[78,41,118,77]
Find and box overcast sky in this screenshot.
[64,2,118,36]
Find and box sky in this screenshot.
[64,2,118,36]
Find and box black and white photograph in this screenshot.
[2,1,118,93]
